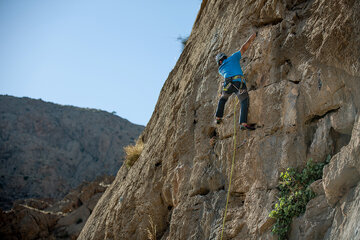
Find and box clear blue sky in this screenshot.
[0,0,201,126]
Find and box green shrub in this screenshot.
[269,156,331,240]
[124,139,144,168]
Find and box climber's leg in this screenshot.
[216,92,231,123]
[236,84,255,130]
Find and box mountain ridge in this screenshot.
[0,94,144,210]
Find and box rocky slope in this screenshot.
[0,175,114,240]
[0,95,144,210]
[79,0,360,239]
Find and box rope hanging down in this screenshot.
[220,99,237,240]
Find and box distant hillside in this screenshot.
[0,95,144,210]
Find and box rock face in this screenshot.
[79,0,360,239]
[0,175,114,240]
[0,95,144,210]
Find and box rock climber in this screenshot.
[215,32,257,130]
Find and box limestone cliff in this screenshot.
[79,0,360,239]
[0,95,144,210]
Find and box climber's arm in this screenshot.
[240,33,257,55]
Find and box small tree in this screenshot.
[177,35,189,50]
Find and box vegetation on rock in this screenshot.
[146,214,157,240]
[177,35,189,50]
[124,139,144,167]
[269,156,331,240]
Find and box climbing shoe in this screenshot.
[216,117,222,124]
[240,123,255,131]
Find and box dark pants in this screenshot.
[216,81,249,124]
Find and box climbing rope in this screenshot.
[220,99,238,240]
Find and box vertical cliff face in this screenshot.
[79,0,360,239]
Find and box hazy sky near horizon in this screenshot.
[0,0,201,126]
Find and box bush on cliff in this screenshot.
[124,139,143,168]
[177,35,189,50]
[269,156,331,240]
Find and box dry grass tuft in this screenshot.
[124,139,143,167]
[146,214,157,240]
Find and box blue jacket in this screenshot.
[218,51,245,85]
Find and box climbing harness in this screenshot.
[226,75,244,82]
[223,75,245,92]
